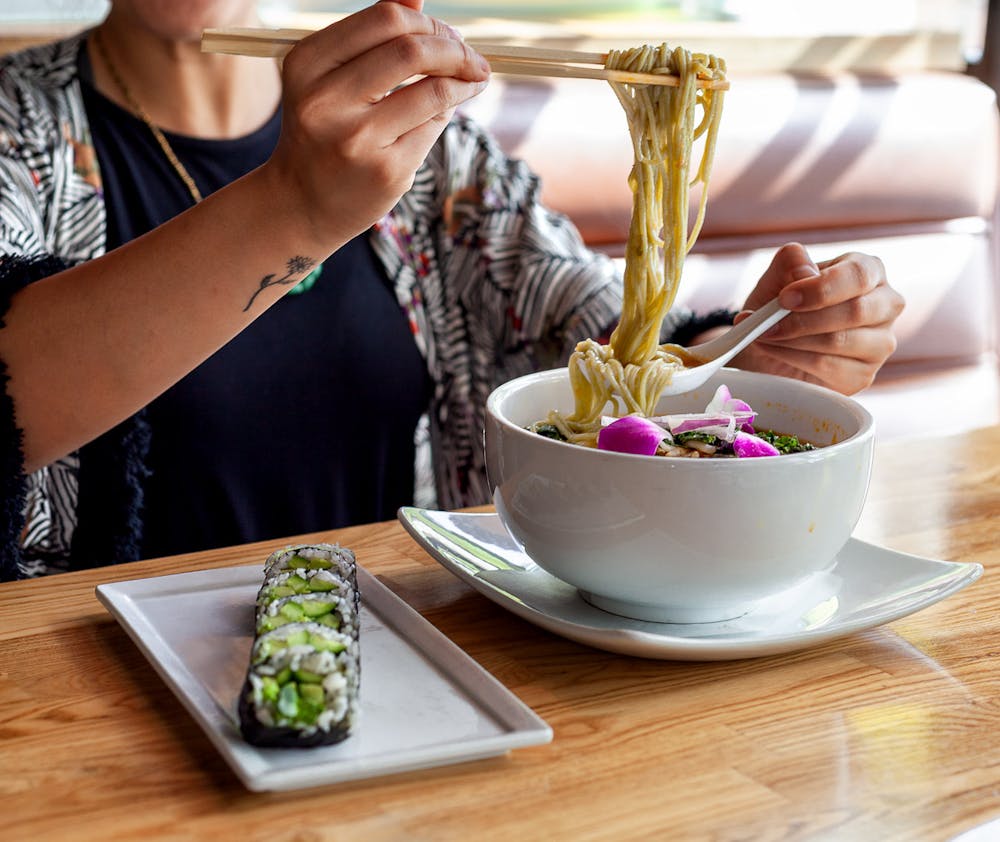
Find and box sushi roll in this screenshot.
[238,543,360,748]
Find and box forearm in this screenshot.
[0,164,336,473]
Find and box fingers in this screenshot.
[739,341,887,394]
[285,3,433,79]
[756,280,904,345]
[778,251,888,310]
[741,242,820,310]
[290,43,488,155]
[755,323,899,365]
[738,248,903,348]
[283,4,489,151]
[333,35,489,123]
[285,2,485,90]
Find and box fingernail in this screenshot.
[478,54,491,74]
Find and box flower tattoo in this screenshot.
[244,256,317,312]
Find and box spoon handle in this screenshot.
[686,297,790,365]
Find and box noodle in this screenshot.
[547,43,727,447]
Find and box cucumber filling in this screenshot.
[268,677,329,725]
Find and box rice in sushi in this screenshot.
[238,543,360,747]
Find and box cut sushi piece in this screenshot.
[238,623,360,747]
[264,544,357,584]
[255,568,352,612]
[238,543,361,748]
[255,591,358,635]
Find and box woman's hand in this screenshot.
[730,242,906,395]
[265,0,490,249]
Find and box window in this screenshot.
[260,1,987,72]
[3,0,986,74]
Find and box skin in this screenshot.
[729,243,905,395]
[0,0,490,473]
[0,0,904,475]
[88,0,283,138]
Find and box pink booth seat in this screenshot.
[460,70,1000,440]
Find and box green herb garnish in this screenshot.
[673,432,723,447]
[529,423,567,442]
[753,430,816,454]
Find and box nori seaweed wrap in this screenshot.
[238,543,360,748]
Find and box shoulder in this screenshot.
[0,34,84,88]
[0,33,87,146]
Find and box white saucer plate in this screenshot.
[398,507,983,661]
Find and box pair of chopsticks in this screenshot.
[201,28,729,90]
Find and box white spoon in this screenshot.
[659,297,790,396]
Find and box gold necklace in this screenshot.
[93,31,203,204]
[91,31,321,296]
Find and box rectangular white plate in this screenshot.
[96,565,551,791]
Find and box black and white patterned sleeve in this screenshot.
[0,44,89,578]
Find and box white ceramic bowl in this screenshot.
[484,367,875,623]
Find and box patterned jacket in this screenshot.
[0,34,715,580]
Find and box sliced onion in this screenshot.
[651,413,758,444]
[705,384,757,431]
[732,431,780,458]
[666,414,739,437]
[704,384,734,412]
[597,416,671,456]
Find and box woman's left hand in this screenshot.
[730,242,906,395]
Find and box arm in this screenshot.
[0,2,490,474]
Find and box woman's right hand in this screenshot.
[266,0,491,249]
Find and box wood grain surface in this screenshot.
[2,427,999,842]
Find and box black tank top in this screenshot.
[78,45,432,557]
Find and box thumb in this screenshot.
[741,242,819,312]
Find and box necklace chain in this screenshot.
[93,32,204,204]
[90,33,322,298]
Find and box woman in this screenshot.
[0,0,904,579]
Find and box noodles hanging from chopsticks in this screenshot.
[547,43,727,446]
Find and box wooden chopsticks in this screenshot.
[201,28,729,90]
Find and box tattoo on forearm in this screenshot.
[243,256,316,312]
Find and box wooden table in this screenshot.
[3,426,999,841]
